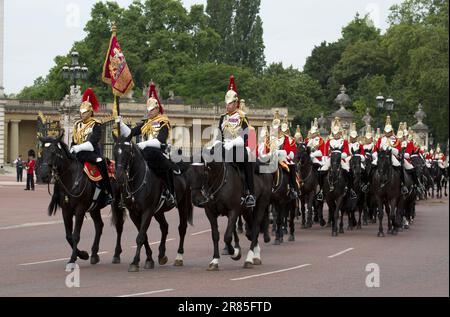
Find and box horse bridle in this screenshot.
[42,142,88,198]
[192,161,228,205]
[115,142,149,199]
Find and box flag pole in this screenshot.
[111,22,121,138]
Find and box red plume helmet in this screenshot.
[147,82,164,114]
[81,87,99,113]
[225,75,240,107]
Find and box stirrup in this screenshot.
[350,189,357,200]
[401,186,409,195]
[105,193,113,205]
[244,195,256,208]
[316,191,324,201]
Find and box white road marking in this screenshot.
[231,264,312,281]
[131,238,176,249]
[117,288,175,297]
[19,251,109,266]
[327,248,354,258]
[0,215,111,231]
[191,229,211,236]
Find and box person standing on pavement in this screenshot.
[13,155,24,182]
[25,150,36,191]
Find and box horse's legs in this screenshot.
[377,198,385,237]
[129,210,153,272]
[89,208,104,265]
[154,212,169,265]
[112,209,124,264]
[357,205,363,229]
[67,210,85,270]
[288,200,296,241]
[224,210,241,260]
[237,215,244,234]
[300,195,306,228]
[306,196,313,228]
[143,234,155,269]
[205,210,220,271]
[273,205,283,245]
[174,203,188,266]
[244,204,265,268]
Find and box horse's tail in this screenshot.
[48,183,60,216]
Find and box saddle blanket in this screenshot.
[83,161,116,182]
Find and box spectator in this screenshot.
[13,155,24,182]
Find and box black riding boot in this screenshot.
[317,167,325,201]
[399,167,409,195]
[344,170,357,200]
[409,169,424,197]
[244,162,256,208]
[288,165,298,199]
[164,170,176,206]
[98,160,113,205]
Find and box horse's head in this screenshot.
[330,148,342,175]
[296,142,310,166]
[38,133,68,183]
[112,134,134,184]
[377,147,392,174]
[186,161,208,207]
[350,155,362,187]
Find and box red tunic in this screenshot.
[282,135,296,162]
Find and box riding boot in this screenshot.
[288,165,298,200]
[399,167,409,195]
[98,160,113,205]
[344,170,357,200]
[244,162,256,208]
[163,170,176,207]
[317,169,325,201]
[410,169,424,197]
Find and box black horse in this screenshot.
[39,134,124,271]
[295,142,325,228]
[371,148,402,236]
[363,152,377,224]
[112,135,193,272]
[187,145,273,270]
[345,154,364,230]
[323,149,348,236]
[431,160,445,199]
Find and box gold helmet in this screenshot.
[365,125,374,143]
[349,122,358,139]
[146,82,164,113]
[281,115,289,134]
[309,118,319,136]
[225,75,239,105]
[403,122,409,137]
[272,110,281,130]
[80,88,99,114]
[260,121,269,142]
[384,116,393,134]
[294,125,303,142]
[331,117,342,136]
[436,144,441,153]
[396,122,404,139]
[375,127,381,140]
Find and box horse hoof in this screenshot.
[301,224,307,229]
[253,258,262,265]
[65,262,77,272]
[377,232,385,237]
[90,255,100,265]
[243,262,253,269]
[222,248,230,256]
[319,219,327,227]
[78,251,89,261]
[363,221,368,226]
[313,216,319,223]
[404,225,410,230]
[231,251,242,261]
[112,256,121,264]
[331,231,338,237]
[283,228,288,235]
[159,256,168,266]
[174,259,184,267]
[273,239,280,246]
[264,234,271,243]
[306,222,312,229]
[339,228,345,234]
[326,223,331,228]
[144,260,155,270]
[207,263,219,271]
[128,264,140,272]
[289,234,295,242]
[392,230,398,236]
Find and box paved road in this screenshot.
[0,174,448,297]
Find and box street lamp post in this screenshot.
[375,94,394,130]
[60,51,88,144]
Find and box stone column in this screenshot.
[9,120,20,164]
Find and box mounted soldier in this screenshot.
[400,124,425,195]
[433,144,446,170]
[372,116,408,195]
[213,75,256,208]
[320,117,357,200]
[307,118,326,200]
[348,122,366,169]
[70,88,113,204]
[116,82,177,206]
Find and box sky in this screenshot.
[3,0,403,95]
